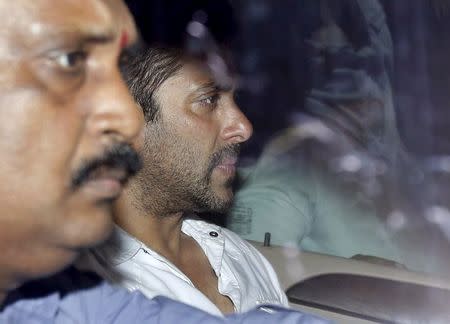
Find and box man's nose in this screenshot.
[221,104,253,144]
[87,68,143,144]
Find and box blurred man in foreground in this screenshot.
[0,0,328,323]
[0,0,142,301]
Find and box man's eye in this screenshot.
[53,51,88,71]
[200,94,220,107]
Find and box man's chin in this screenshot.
[59,205,115,250]
[208,192,234,213]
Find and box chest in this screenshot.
[178,239,235,314]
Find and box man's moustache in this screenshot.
[207,144,240,175]
[71,143,142,190]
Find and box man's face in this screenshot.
[0,0,143,284]
[136,59,252,214]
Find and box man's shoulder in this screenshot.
[1,267,109,323]
[2,268,221,323]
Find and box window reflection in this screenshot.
[225,0,450,277]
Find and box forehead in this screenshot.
[0,0,119,51]
[171,59,235,92]
[180,60,215,84]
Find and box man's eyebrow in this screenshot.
[78,30,116,45]
[195,80,232,93]
[48,26,116,46]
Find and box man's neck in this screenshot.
[113,190,235,314]
[0,271,17,307]
[114,194,186,263]
[0,292,5,306]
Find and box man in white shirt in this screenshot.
[84,45,288,315]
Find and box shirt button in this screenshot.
[209,231,218,237]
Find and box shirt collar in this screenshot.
[94,225,143,266]
[98,218,226,269]
[181,218,225,276]
[181,217,223,238]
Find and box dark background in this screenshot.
[125,0,450,160]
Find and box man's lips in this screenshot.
[86,166,128,183]
[79,167,130,200]
[215,156,238,175]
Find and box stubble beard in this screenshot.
[132,125,237,217]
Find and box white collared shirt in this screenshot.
[82,219,288,316]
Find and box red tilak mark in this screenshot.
[119,30,129,49]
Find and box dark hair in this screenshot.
[123,1,237,122]
[121,46,183,122]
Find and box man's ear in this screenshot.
[102,0,139,43]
